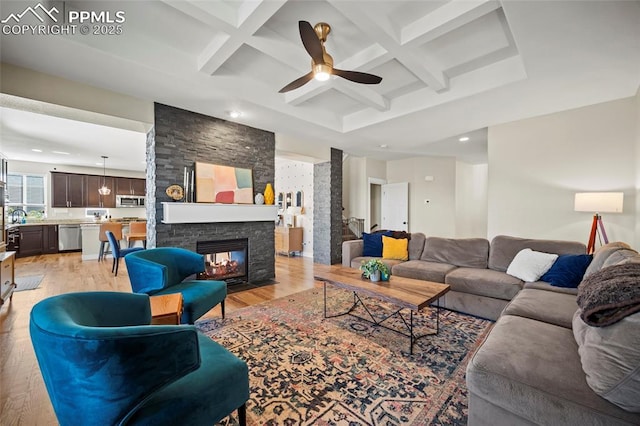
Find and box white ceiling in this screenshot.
[0,0,639,171]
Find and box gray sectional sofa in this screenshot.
[342,234,585,320]
[343,235,640,423]
[466,242,640,425]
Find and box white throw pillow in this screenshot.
[506,248,558,282]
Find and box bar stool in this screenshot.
[127,221,147,248]
[98,223,123,262]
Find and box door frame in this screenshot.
[366,177,386,233]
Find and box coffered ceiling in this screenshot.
[0,0,639,170]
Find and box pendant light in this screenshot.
[98,155,111,195]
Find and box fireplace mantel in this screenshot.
[162,202,277,224]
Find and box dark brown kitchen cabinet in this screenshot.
[19,226,43,257]
[51,172,85,207]
[43,225,59,254]
[116,177,146,196]
[86,175,116,208]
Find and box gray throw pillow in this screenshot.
[573,309,640,412]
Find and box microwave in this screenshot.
[116,195,145,208]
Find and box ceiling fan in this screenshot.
[278,21,383,93]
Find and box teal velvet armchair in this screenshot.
[30,292,249,426]
[124,248,227,324]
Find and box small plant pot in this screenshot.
[381,271,389,281]
[370,270,381,282]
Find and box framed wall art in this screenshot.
[195,161,254,204]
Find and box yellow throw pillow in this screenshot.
[382,235,408,261]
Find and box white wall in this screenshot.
[386,157,457,236]
[635,88,640,249]
[456,162,488,237]
[343,156,366,220]
[274,158,314,257]
[488,97,637,244]
[0,63,153,130]
[9,160,145,220]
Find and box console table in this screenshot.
[0,251,16,306]
[275,226,303,256]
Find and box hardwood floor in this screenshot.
[0,252,320,425]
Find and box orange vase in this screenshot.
[264,183,275,205]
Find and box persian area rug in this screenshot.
[197,287,493,426]
[14,275,44,291]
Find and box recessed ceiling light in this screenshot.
[52,151,70,155]
[228,110,242,118]
[31,148,42,152]
[459,137,470,142]
[95,162,103,166]
[379,144,388,149]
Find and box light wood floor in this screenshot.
[0,252,320,425]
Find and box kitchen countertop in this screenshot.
[5,218,146,230]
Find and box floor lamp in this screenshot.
[574,192,624,254]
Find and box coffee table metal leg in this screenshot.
[410,310,414,354]
[323,281,327,318]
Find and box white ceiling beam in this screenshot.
[164,0,286,75]
[283,80,331,106]
[402,0,502,47]
[333,79,389,111]
[334,44,391,73]
[159,1,236,33]
[247,27,309,74]
[328,0,448,91]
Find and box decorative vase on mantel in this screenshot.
[264,183,275,205]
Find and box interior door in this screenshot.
[381,182,409,231]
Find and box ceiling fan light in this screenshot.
[313,63,332,81]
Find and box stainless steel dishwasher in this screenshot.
[58,224,82,252]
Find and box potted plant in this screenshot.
[360,259,390,282]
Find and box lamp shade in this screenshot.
[574,192,623,213]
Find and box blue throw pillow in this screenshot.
[540,254,593,288]
[362,231,392,257]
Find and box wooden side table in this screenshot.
[149,293,183,325]
[275,226,303,256]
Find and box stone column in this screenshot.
[313,148,343,264]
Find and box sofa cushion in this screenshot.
[382,235,408,261]
[602,249,640,269]
[350,257,404,271]
[523,281,578,295]
[573,310,640,413]
[584,242,632,277]
[444,268,522,300]
[420,237,489,268]
[488,235,586,272]
[362,231,392,257]
[506,249,558,282]
[391,260,456,283]
[539,254,593,288]
[502,288,577,328]
[408,233,426,260]
[467,315,640,425]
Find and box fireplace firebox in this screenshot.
[196,238,248,283]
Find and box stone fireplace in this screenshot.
[151,103,277,283]
[197,238,248,283]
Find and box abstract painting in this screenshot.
[195,162,254,204]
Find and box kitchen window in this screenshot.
[7,173,46,215]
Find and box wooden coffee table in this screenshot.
[149,293,183,325]
[314,266,450,354]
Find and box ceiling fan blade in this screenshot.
[278,72,314,93]
[299,21,324,64]
[333,68,382,85]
